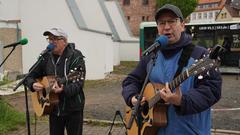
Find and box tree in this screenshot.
[156,0,198,19]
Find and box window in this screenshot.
[123,0,130,5]
[204,12,207,19]
[142,16,145,21]
[198,13,202,19]
[209,12,213,19]
[127,16,130,21]
[221,13,227,19]
[142,0,149,5]
[146,16,149,21]
[192,13,196,20]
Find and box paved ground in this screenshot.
[6,122,127,135]
[1,74,240,135]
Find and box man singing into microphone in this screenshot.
[25,28,85,135]
[122,4,222,135]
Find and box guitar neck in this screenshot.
[148,70,190,108]
[169,70,189,90]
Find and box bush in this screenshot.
[0,100,25,134]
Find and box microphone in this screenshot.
[3,38,28,48]
[39,43,55,56]
[142,35,168,56]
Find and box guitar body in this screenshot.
[125,107,139,135]
[125,107,158,135]
[124,83,168,135]
[142,83,168,127]
[31,76,59,116]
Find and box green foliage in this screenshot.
[0,76,12,86]
[156,0,198,19]
[0,100,25,134]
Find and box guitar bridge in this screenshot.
[39,97,49,107]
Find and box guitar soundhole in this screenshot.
[142,102,149,116]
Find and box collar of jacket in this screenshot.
[161,32,192,58]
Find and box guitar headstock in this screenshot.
[67,67,85,82]
[58,66,85,84]
[188,45,224,77]
[188,57,218,77]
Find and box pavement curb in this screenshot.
[84,118,124,125]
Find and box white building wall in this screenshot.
[190,10,221,24]
[113,42,120,66]
[1,0,139,79]
[105,1,139,61]
[0,0,20,20]
[75,0,114,75]
[120,42,139,61]
[20,0,113,80]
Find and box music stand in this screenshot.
[107,110,127,135]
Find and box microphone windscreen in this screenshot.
[47,43,55,50]
[20,38,28,45]
[156,35,168,48]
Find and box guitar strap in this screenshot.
[174,44,195,78]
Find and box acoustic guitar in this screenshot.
[125,46,223,135]
[31,67,85,116]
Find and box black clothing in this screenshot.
[25,43,85,135]
[49,109,84,135]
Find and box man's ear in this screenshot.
[181,22,185,32]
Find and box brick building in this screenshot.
[118,0,156,36]
[189,0,240,23]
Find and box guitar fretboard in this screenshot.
[148,70,189,108]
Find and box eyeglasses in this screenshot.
[46,36,64,42]
[157,18,180,27]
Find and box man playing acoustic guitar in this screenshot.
[25,28,85,135]
[122,4,222,135]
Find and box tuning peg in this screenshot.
[207,71,210,76]
[201,67,206,71]
[73,80,76,83]
[198,75,203,79]
[70,69,74,72]
[195,59,198,62]
[203,54,206,57]
[74,68,77,70]
[209,63,214,67]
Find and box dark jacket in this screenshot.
[25,43,85,116]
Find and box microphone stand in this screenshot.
[13,53,46,135]
[0,46,17,68]
[126,51,158,135]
